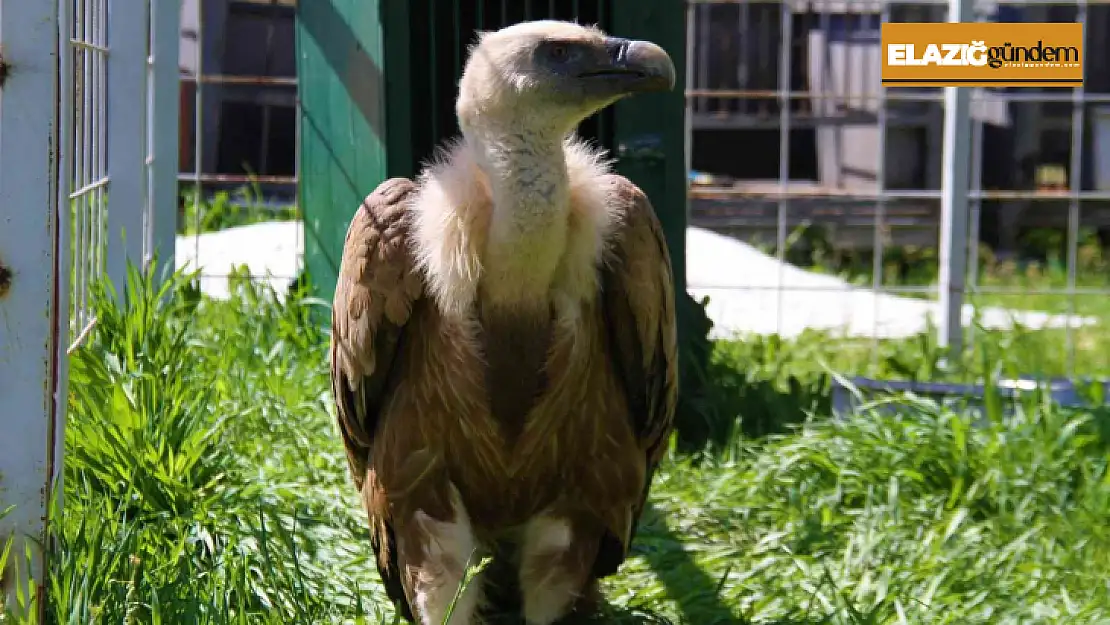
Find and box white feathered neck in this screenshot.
[408,133,619,319]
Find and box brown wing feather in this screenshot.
[329,177,422,621]
[593,174,680,578]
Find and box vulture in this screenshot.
[330,19,678,625]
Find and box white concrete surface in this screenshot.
[175,220,304,300]
[175,221,1097,340]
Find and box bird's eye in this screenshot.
[549,44,570,62]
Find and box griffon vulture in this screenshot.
[330,19,678,625]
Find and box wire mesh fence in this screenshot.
[63,0,179,334]
[685,0,1110,376]
[67,0,111,330]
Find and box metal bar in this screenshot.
[193,0,205,265]
[51,0,75,605]
[178,172,300,184]
[696,4,708,113]
[942,285,1110,295]
[824,0,854,331]
[97,0,108,291]
[149,0,181,272]
[969,190,1110,200]
[684,90,1110,104]
[687,0,1110,4]
[1065,0,1088,375]
[107,0,150,295]
[967,97,985,350]
[965,2,988,353]
[686,283,1110,296]
[68,176,110,199]
[684,0,695,214]
[685,88,936,100]
[71,0,82,326]
[683,89,1110,103]
[690,187,1110,202]
[692,115,940,131]
[690,284,945,294]
[938,0,975,361]
[68,38,109,53]
[95,0,106,319]
[774,2,793,337]
[842,10,853,119]
[0,0,67,614]
[144,4,154,265]
[79,0,93,326]
[64,0,81,289]
[872,1,891,365]
[187,73,298,86]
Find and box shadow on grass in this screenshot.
[573,501,836,625]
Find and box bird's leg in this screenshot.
[402,488,485,625]
[517,515,596,625]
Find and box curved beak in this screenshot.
[578,37,677,95]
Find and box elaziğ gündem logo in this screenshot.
[881,22,1084,87]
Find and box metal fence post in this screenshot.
[148,0,180,275]
[107,0,150,292]
[0,0,67,616]
[938,0,974,360]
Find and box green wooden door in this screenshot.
[609,0,687,295]
[295,0,389,305]
[610,2,716,453]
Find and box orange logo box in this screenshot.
[881,22,1084,87]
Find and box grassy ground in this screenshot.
[3,262,1108,624]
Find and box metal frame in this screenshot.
[2,0,182,611]
[148,0,182,271]
[106,0,149,292]
[938,0,974,357]
[0,0,67,616]
[685,0,1107,374]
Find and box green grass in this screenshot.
[178,186,300,236]
[2,258,1108,623]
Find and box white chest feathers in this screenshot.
[408,136,619,320]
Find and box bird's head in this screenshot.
[456,20,676,139]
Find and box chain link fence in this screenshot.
[685,0,1110,376]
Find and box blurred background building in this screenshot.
[178,0,298,205]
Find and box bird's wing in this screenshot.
[329,177,422,620]
[594,174,680,577]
